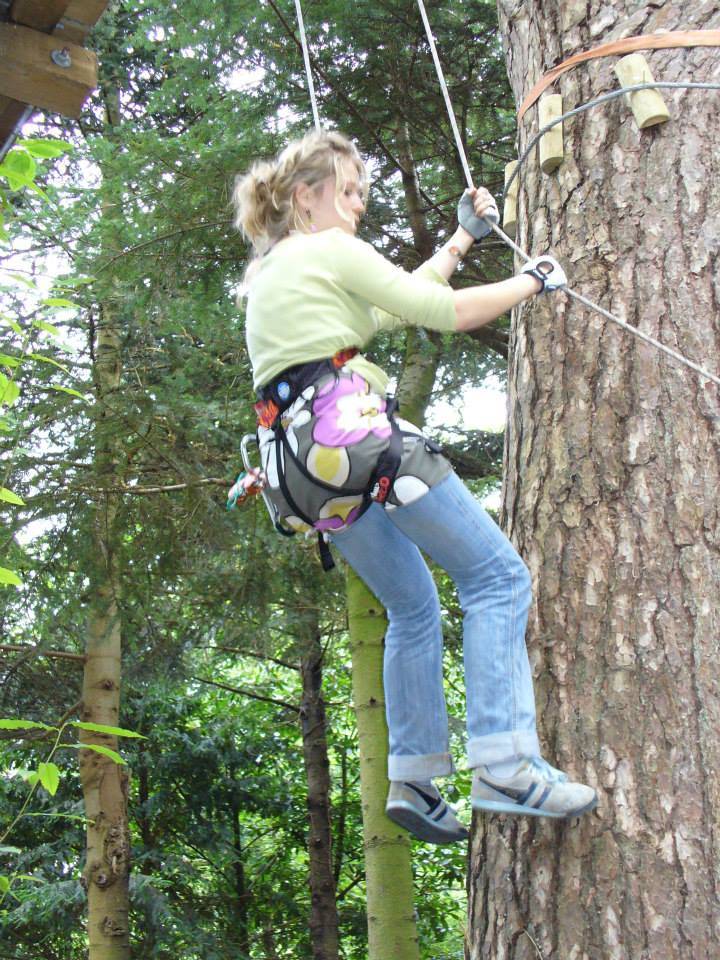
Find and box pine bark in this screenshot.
[300,620,340,960]
[467,4,720,958]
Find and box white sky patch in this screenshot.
[225,65,266,93]
[428,375,507,434]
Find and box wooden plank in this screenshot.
[53,0,109,44]
[0,96,33,161]
[10,0,73,31]
[0,22,97,117]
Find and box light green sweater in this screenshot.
[246,228,457,394]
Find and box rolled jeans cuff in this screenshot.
[467,729,541,768]
[388,752,454,781]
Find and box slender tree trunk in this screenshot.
[347,574,420,960]
[230,768,252,956]
[80,294,130,958]
[347,123,450,959]
[300,619,340,960]
[467,4,720,957]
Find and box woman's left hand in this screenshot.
[458,187,499,241]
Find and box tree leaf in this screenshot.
[0,354,21,368]
[17,138,73,159]
[42,298,76,309]
[32,319,60,336]
[37,762,60,796]
[0,876,9,894]
[49,385,86,400]
[0,316,22,334]
[0,846,22,855]
[0,719,52,730]
[0,374,20,407]
[70,721,147,739]
[29,353,71,374]
[16,874,44,884]
[0,487,25,506]
[0,567,22,586]
[63,743,126,765]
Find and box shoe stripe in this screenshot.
[431,803,449,822]
[405,782,442,814]
[516,783,538,807]
[532,785,552,809]
[474,776,529,802]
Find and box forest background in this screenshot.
[0,1,515,957]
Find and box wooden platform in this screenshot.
[0,0,109,158]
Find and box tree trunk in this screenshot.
[80,295,130,958]
[347,573,420,960]
[468,4,720,958]
[300,619,340,960]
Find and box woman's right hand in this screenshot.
[520,255,567,293]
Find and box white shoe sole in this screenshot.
[471,794,598,819]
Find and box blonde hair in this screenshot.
[232,130,367,281]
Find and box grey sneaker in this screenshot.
[386,781,469,844]
[471,758,597,819]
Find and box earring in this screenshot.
[305,207,317,233]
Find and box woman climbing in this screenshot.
[233,130,597,844]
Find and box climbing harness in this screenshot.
[415,0,720,390]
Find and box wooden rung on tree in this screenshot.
[538,94,564,173]
[614,53,671,129]
[503,161,518,236]
[0,22,98,118]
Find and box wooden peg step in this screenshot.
[503,161,518,236]
[538,94,564,174]
[614,53,670,129]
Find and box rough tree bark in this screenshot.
[300,614,340,960]
[467,4,720,958]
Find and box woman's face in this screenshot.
[303,157,365,234]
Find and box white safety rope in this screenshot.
[415,0,720,390]
[293,0,322,132]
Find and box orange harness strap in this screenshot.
[518,29,720,121]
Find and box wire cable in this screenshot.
[415,2,720,389]
[293,0,321,132]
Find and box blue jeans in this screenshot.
[330,471,540,781]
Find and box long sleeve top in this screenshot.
[245,227,457,394]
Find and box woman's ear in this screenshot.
[294,181,314,211]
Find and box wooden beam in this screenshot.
[10,0,73,31]
[0,95,33,160]
[53,0,109,44]
[0,22,97,118]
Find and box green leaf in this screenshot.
[0,567,22,586]
[32,319,60,336]
[16,874,44,884]
[29,353,70,373]
[37,762,60,796]
[63,743,126,765]
[0,316,22,335]
[0,354,21,368]
[17,138,72,159]
[0,846,21,856]
[70,721,146,739]
[0,374,20,407]
[7,273,37,290]
[49,385,85,400]
[0,719,52,730]
[42,298,76,309]
[0,487,25,506]
[0,876,9,894]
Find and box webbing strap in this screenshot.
[517,29,720,120]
